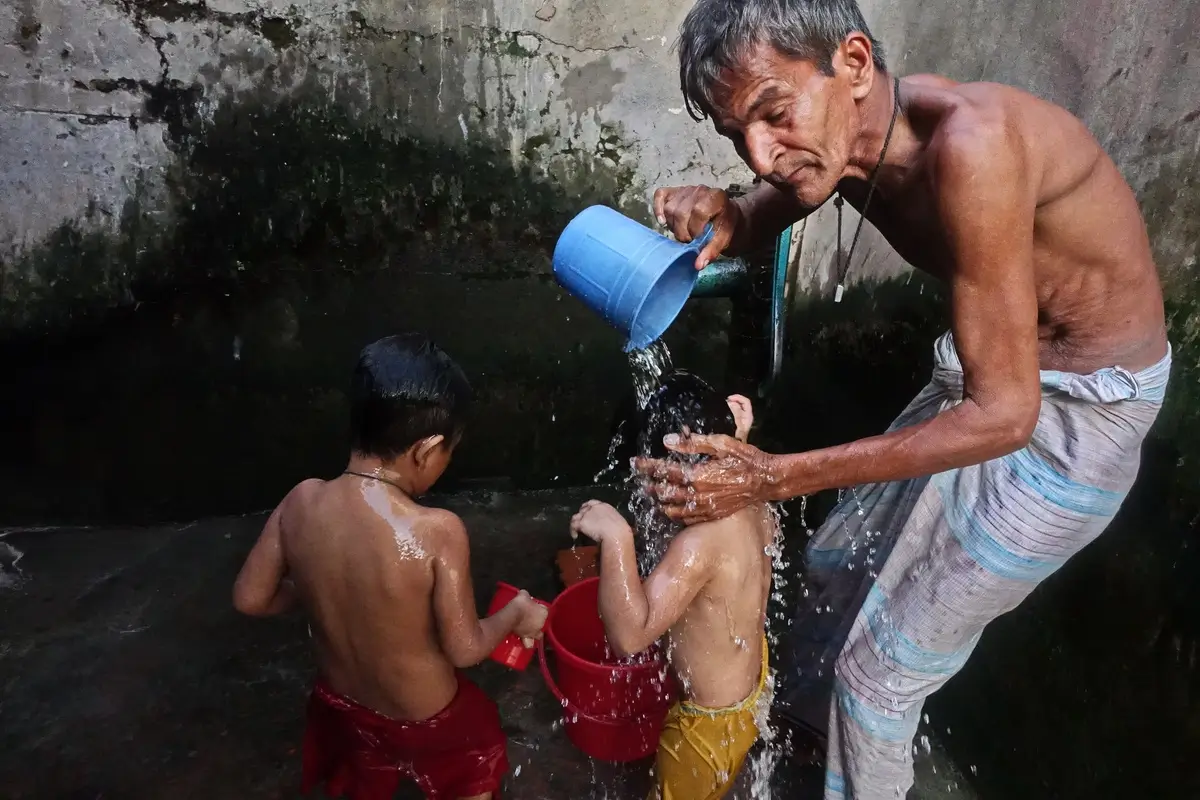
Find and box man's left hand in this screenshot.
[635,433,773,525]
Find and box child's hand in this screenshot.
[727,394,754,441]
[512,590,548,648]
[570,500,633,545]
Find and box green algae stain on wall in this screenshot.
[1139,117,1200,516]
[1158,281,1200,506]
[0,82,730,525]
[0,80,647,335]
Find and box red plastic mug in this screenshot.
[487,582,549,670]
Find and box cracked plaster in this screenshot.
[0,0,748,265]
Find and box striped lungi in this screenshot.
[778,331,1172,799]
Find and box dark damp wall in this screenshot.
[0,1,751,524]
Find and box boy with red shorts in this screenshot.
[233,333,547,799]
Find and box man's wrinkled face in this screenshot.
[709,42,858,209]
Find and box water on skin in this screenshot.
[621,340,802,795]
[356,478,425,560]
[745,504,786,799]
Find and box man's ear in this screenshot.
[726,394,754,441]
[414,434,446,466]
[840,31,877,102]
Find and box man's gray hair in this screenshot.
[677,0,887,121]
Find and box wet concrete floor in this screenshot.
[0,486,975,799]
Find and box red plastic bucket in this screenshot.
[538,577,675,762]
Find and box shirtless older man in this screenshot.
[639,0,1171,796]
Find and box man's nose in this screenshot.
[743,126,777,178]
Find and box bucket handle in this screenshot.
[537,637,660,729]
[687,223,715,252]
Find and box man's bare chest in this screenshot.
[837,183,953,279]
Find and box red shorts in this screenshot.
[301,674,508,800]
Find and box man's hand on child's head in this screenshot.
[570,500,633,545]
[512,590,548,647]
[636,434,772,525]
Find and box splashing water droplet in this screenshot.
[628,339,673,409]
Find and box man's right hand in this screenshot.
[653,185,744,270]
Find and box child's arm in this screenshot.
[430,511,547,668]
[233,501,298,617]
[570,500,715,657]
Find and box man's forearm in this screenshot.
[765,400,1032,499]
[728,183,807,256]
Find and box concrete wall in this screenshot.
[0,0,757,522]
[0,0,751,282]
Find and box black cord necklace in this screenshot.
[342,470,409,494]
[833,76,901,302]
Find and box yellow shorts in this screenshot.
[649,638,769,800]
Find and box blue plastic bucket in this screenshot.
[552,205,713,351]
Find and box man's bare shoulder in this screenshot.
[907,75,1051,123]
[902,72,960,92]
[909,77,1100,193]
[915,83,1015,150]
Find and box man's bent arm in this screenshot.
[729,181,811,256]
[765,120,1042,497]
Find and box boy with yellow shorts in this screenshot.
[571,371,775,799]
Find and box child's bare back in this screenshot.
[663,502,775,707]
[272,476,469,720]
[233,333,546,800]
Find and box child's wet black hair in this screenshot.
[349,333,472,460]
[638,370,735,461]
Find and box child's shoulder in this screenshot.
[410,506,472,558]
[667,518,724,561]
[279,476,332,501]
[275,478,327,519]
[411,505,465,534]
[684,502,769,536]
[675,503,772,559]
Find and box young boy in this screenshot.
[570,371,775,800]
[232,333,547,800]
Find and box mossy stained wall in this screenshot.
[0,0,748,522]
